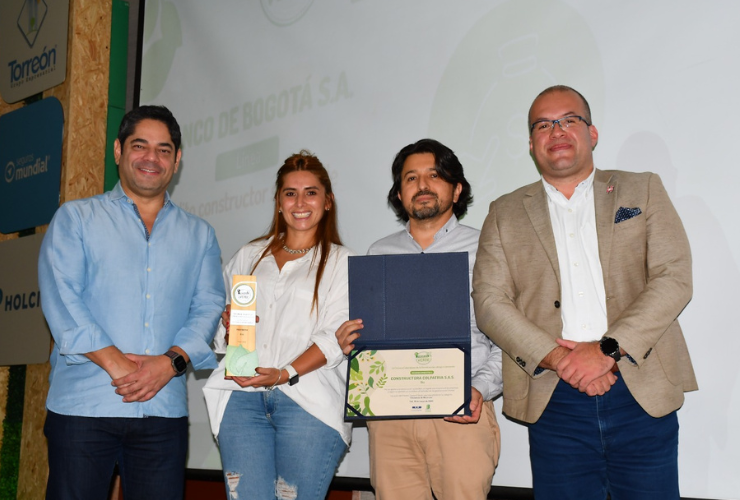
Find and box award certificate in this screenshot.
[346,348,465,418]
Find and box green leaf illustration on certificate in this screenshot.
[348,350,386,416]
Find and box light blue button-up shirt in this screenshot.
[39,182,225,418]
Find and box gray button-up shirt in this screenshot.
[367,215,503,401]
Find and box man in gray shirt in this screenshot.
[336,139,502,500]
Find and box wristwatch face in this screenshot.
[166,351,187,375]
[600,337,620,359]
[172,355,187,375]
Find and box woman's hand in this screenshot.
[335,319,363,355]
[222,305,231,343]
[229,367,283,388]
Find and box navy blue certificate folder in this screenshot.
[345,252,472,420]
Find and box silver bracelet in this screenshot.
[267,369,283,391]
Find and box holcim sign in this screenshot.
[0,233,51,366]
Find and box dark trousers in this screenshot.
[45,410,188,500]
[529,375,680,500]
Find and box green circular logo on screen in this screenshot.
[428,0,604,225]
[261,0,314,27]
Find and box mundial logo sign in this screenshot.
[0,97,63,234]
[0,0,69,104]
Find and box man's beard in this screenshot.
[408,190,452,221]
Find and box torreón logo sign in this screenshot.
[7,44,57,87]
[8,0,55,88]
[0,0,67,103]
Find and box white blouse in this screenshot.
[203,239,353,445]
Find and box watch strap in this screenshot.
[284,364,299,386]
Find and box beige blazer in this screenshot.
[472,169,697,424]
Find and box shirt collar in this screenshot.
[108,181,172,208]
[404,214,459,244]
[541,168,595,205]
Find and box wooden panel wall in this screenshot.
[0,0,112,497]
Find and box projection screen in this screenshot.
[140,1,740,498]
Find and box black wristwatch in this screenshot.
[599,337,621,362]
[164,350,187,376]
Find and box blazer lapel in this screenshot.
[594,169,617,279]
[523,182,561,287]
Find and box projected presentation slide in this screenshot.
[141,1,740,497]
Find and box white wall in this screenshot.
[141,1,740,498]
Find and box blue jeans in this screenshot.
[528,376,680,500]
[44,410,188,500]
[218,390,347,500]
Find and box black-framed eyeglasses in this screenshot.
[529,115,591,135]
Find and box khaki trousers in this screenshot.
[368,400,500,500]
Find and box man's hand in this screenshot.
[86,346,139,381]
[112,354,177,403]
[335,319,363,355]
[444,387,484,424]
[556,338,614,392]
[584,371,618,396]
[538,345,571,371]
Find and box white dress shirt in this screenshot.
[542,169,608,342]
[203,239,353,445]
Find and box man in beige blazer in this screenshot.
[472,85,697,500]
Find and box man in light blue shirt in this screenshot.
[39,105,225,500]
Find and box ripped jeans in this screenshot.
[218,390,347,500]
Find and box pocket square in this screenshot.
[615,207,642,223]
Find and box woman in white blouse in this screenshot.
[203,151,352,500]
